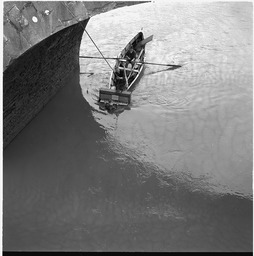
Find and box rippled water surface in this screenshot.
[3,1,253,252]
[80,1,252,197]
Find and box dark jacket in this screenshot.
[126,49,136,61]
[115,69,126,90]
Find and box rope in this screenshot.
[83,30,114,71]
[61,2,114,71]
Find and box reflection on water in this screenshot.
[3,1,252,252]
[81,1,252,198]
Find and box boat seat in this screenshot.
[119,59,142,66]
[120,60,142,66]
[118,67,139,72]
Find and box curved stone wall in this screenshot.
[3,1,89,70]
[3,19,89,148]
[3,1,147,148]
[3,1,146,71]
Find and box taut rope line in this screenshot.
[61,2,114,72]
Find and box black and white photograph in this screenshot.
[2,0,253,252]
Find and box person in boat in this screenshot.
[125,46,136,67]
[115,64,128,91]
[134,38,142,52]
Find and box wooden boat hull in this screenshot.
[99,32,145,105]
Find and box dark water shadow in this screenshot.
[3,64,253,251]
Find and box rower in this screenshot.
[115,64,128,91]
[125,46,136,67]
[134,38,142,52]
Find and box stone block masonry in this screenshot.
[3,1,148,148]
[3,1,90,70]
[3,19,89,148]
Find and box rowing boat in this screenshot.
[99,32,149,105]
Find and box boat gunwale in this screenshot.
[109,32,145,91]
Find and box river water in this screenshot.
[3,1,253,252]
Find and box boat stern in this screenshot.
[99,88,131,105]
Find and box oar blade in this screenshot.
[138,35,153,47]
[166,64,182,68]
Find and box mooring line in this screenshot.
[83,30,114,72]
[61,2,114,71]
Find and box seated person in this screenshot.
[134,38,142,52]
[125,46,136,67]
[114,65,128,91]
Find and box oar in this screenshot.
[135,61,182,68]
[137,35,153,47]
[79,55,181,68]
